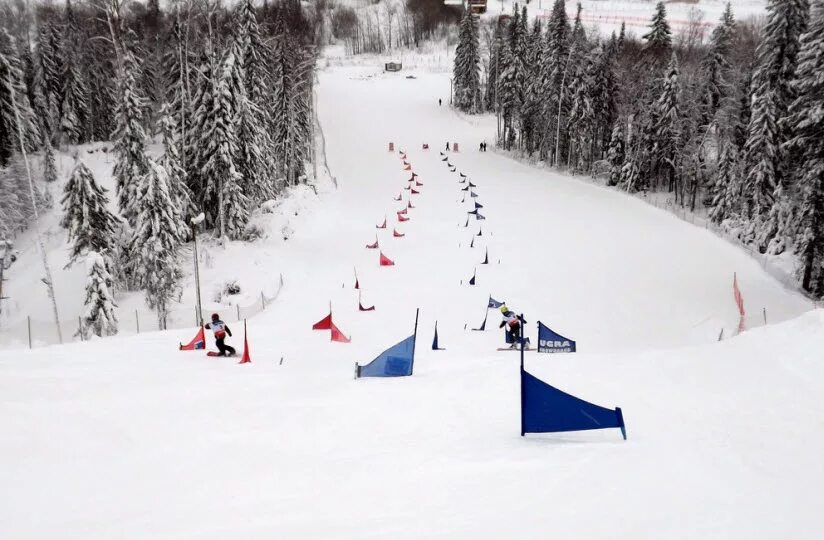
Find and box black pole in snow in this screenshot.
[519,315,526,437]
[410,308,420,375]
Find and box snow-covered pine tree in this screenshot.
[785,0,824,293]
[157,102,195,232]
[453,9,482,113]
[202,47,250,239]
[642,2,672,60]
[566,45,596,173]
[743,0,809,247]
[606,122,624,186]
[708,143,742,224]
[33,21,62,142]
[497,40,522,151]
[230,13,276,203]
[652,52,681,192]
[80,251,118,338]
[59,2,90,145]
[538,0,570,160]
[60,160,120,265]
[521,15,544,153]
[700,3,736,126]
[0,29,41,166]
[127,158,185,328]
[485,21,503,112]
[112,39,150,225]
[185,49,215,208]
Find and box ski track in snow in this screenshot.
[2,53,823,539]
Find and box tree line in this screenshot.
[453,0,824,297]
[0,0,319,336]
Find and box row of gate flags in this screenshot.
[353,308,624,439]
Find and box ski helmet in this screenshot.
[500,305,508,314]
[211,313,220,321]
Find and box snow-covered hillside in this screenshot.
[2,49,822,539]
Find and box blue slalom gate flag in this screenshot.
[356,335,416,377]
[488,297,504,309]
[468,269,476,285]
[470,191,479,198]
[469,182,477,187]
[474,202,483,209]
[467,209,478,215]
[520,368,626,440]
[461,185,469,192]
[356,310,419,378]
[432,321,445,350]
[537,321,576,353]
[476,213,486,220]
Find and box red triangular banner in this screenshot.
[398,208,408,215]
[376,217,387,229]
[393,228,405,238]
[398,214,409,222]
[416,181,424,187]
[404,165,412,171]
[394,193,402,201]
[366,237,379,249]
[312,313,332,330]
[411,189,420,195]
[179,326,206,350]
[359,292,375,312]
[407,200,415,209]
[330,322,351,343]
[380,252,395,266]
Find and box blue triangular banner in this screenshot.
[356,335,416,378]
[470,191,479,198]
[521,369,626,439]
[474,202,483,209]
[537,321,576,353]
[476,213,486,220]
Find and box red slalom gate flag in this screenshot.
[393,228,405,238]
[376,217,387,229]
[239,320,251,364]
[404,165,412,171]
[733,273,745,317]
[407,200,415,209]
[313,312,333,330]
[398,214,410,222]
[359,292,375,312]
[380,252,395,266]
[330,322,351,343]
[416,181,424,187]
[411,189,420,195]
[179,326,206,350]
[394,193,402,201]
[398,207,408,215]
[366,236,379,249]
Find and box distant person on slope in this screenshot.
[206,313,236,356]
[446,141,450,151]
[439,98,442,106]
[499,306,526,348]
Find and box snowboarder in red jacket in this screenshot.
[205,313,236,356]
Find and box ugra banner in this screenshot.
[521,368,626,439]
[537,321,576,353]
[356,335,416,378]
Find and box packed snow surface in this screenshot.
[2,53,822,539]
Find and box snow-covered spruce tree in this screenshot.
[33,21,62,142]
[0,29,41,166]
[743,0,809,248]
[270,25,311,187]
[606,122,624,187]
[60,160,120,266]
[497,40,522,151]
[652,52,681,192]
[521,14,545,154]
[162,15,192,164]
[485,21,503,112]
[157,103,195,230]
[538,0,570,160]
[80,251,118,338]
[708,143,743,224]
[642,2,672,60]
[453,9,481,113]
[700,3,736,126]
[237,0,272,112]
[127,158,185,329]
[112,40,150,226]
[566,45,596,173]
[59,3,90,145]
[229,15,276,203]
[185,50,215,208]
[785,0,824,293]
[202,47,250,239]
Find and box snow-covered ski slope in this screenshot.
[2,56,822,539]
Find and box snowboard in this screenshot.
[207,351,237,357]
[497,347,533,352]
